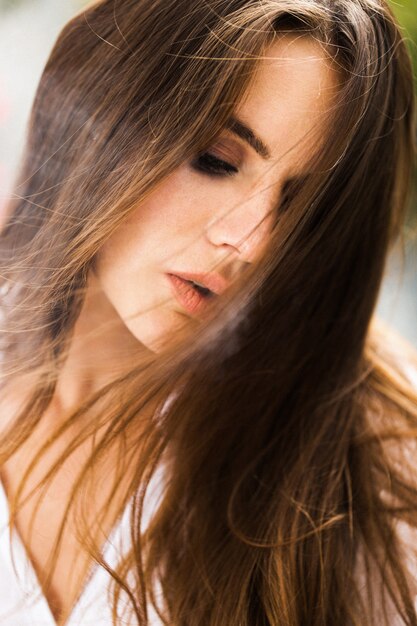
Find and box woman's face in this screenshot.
[93,34,339,352]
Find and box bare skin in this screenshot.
[0,378,160,624]
[0,34,339,624]
[1,419,114,624]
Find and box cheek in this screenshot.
[95,182,185,274]
[139,168,218,236]
[94,164,225,290]
[105,173,216,259]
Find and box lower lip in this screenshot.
[166,274,215,316]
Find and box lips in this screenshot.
[167,274,217,316]
[168,271,229,296]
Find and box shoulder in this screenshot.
[402,358,417,390]
[359,319,417,621]
[354,522,417,626]
[366,316,417,389]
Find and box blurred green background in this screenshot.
[393,0,417,71]
[391,1,417,217]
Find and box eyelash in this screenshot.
[191,152,239,178]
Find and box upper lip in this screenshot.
[168,271,230,295]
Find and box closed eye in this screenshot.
[190,152,239,178]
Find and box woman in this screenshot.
[0,0,416,624]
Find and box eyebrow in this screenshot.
[225,116,271,160]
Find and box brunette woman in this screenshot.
[0,1,416,625]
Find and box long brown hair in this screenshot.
[0,0,416,624]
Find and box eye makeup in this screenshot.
[190,137,243,178]
[191,152,239,178]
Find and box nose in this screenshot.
[204,188,275,264]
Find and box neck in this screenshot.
[52,271,148,416]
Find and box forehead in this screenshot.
[234,34,340,177]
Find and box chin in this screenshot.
[124,307,190,354]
